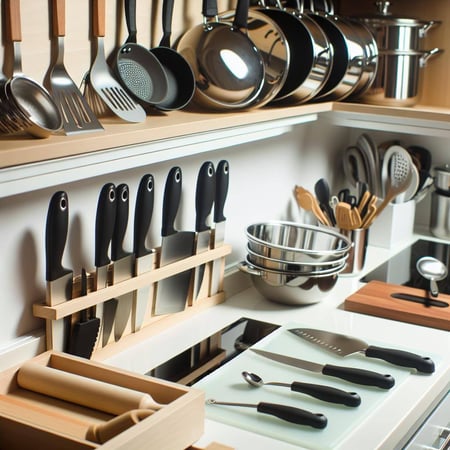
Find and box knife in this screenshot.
[111,183,135,342]
[391,292,449,308]
[94,183,117,348]
[192,161,215,302]
[251,348,395,389]
[153,167,196,315]
[133,174,155,331]
[210,160,229,296]
[45,191,73,352]
[289,328,435,374]
[67,268,100,359]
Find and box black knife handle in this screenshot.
[196,161,215,232]
[161,167,182,237]
[322,364,395,389]
[257,403,327,429]
[45,191,70,281]
[214,160,229,223]
[95,183,116,268]
[365,345,435,374]
[291,381,361,407]
[134,174,155,258]
[112,184,130,261]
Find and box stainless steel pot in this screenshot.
[361,48,442,106]
[356,1,440,52]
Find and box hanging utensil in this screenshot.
[112,0,169,108]
[1,0,62,138]
[83,0,146,122]
[45,0,103,135]
[206,399,327,428]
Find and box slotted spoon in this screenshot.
[46,0,103,134]
[83,0,145,123]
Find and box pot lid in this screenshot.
[358,1,437,28]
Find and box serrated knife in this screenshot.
[45,191,73,352]
[250,348,395,389]
[111,183,134,342]
[192,161,215,302]
[133,174,155,331]
[289,328,435,374]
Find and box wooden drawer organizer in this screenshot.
[0,351,204,449]
[32,244,232,359]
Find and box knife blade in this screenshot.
[250,348,395,389]
[111,183,135,342]
[289,328,435,374]
[94,183,117,348]
[153,167,196,315]
[45,191,73,352]
[192,161,215,302]
[132,174,155,331]
[210,160,229,296]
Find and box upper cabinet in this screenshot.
[0,0,448,178]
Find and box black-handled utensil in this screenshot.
[206,399,327,428]
[241,371,361,407]
[251,348,395,389]
[314,178,335,226]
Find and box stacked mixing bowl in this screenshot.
[239,221,352,305]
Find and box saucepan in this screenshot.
[177,0,265,110]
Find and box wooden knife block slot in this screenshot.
[33,244,232,358]
[0,351,204,449]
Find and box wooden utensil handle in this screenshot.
[52,0,65,37]
[5,0,22,43]
[17,362,162,415]
[93,0,106,38]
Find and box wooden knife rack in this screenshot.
[33,244,232,358]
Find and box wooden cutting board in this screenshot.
[345,281,450,331]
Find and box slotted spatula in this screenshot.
[46,0,103,134]
[83,0,145,123]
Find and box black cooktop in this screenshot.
[362,239,450,295]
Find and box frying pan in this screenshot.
[176,0,265,110]
[112,0,169,106]
[305,0,368,102]
[261,0,332,104]
[151,0,195,110]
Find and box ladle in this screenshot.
[241,371,361,407]
[416,256,448,298]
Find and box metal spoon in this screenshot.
[416,256,448,298]
[241,371,361,407]
[206,399,327,428]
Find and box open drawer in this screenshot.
[0,351,204,449]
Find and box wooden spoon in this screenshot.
[295,186,331,226]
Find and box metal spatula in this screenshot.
[83,0,145,123]
[46,0,103,134]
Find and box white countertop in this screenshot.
[103,236,450,450]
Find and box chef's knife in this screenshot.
[251,348,395,389]
[391,292,449,308]
[153,167,196,315]
[94,183,117,348]
[67,268,100,359]
[192,161,215,302]
[133,174,155,331]
[210,160,229,296]
[289,328,435,374]
[111,183,135,341]
[45,191,73,352]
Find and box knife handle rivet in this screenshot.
[108,187,115,202]
[59,196,67,211]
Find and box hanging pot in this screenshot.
[177,0,265,110]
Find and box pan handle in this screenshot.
[233,0,250,31]
[202,0,218,20]
[160,0,175,47]
[125,0,138,43]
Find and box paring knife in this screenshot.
[67,268,100,359]
[45,191,73,352]
[210,160,229,296]
[251,348,395,389]
[94,183,117,348]
[289,328,435,374]
[111,184,135,342]
[153,167,196,315]
[192,161,216,302]
[133,174,155,332]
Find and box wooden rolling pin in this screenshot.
[17,362,164,415]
